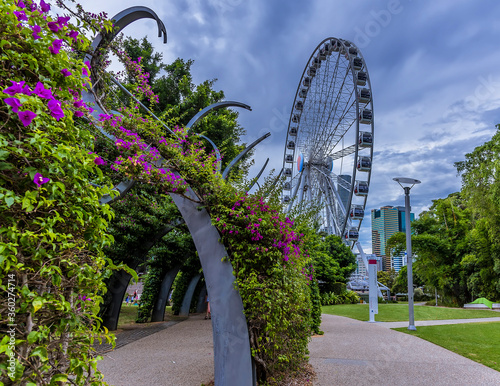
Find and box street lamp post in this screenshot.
[393,177,421,331]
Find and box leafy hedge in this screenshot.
[0,1,118,383]
[321,290,360,306]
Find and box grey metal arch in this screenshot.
[186,101,252,130]
[178,273,201,317]
[89,6,166,55]
[84,7,254,384]
[101,219,184,331]
[222,132,271,179]
[186,101,252,174]
[169,183,253,386]
[151,265,182,322]
[246,158,269,193]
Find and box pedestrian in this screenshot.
[205,294,211,320]
[125,295,129,305]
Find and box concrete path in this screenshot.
[97,314,214,386]
[311,314,500,386]
[97,313,500,385]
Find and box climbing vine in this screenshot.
[1,1,318,384]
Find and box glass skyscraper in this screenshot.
[371,206,414,272]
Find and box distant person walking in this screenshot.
[205,295,211,319]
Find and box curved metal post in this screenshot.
[169,183,253,386]
[178,273,202,317]
[186,101,252,130]
[87,6,167,60]
[246,158,269,193]
[196,285,208,313]
[152,265,182,322]
[101,267,136,331]
[222,132,271,179]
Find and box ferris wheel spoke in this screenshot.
[330,144,357,160]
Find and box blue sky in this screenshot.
[77,0,500,252]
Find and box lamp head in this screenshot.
[393,177,421,190]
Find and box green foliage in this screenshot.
[331,282,347,295]
[0,1,116,383]
[387,194,474,305]
[170,254,201,315]
[377,268,397,290]
[309,278,322,335]
[136,229,196,322]
[304,231,356,293]
[320,290,360,306]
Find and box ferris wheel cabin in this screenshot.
[359,109,373,124]
[359,131,373,147]
[357,156,372,172]
[357,88,371,104]
[349,205,365,220]
[344,227,359,241]
[354,181,369,196]
[356,71,367,86]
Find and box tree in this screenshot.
[386,194,473,305]
[378,268,397,290]
[455,126,500,301]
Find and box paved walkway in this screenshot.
[311,314,500,385]
[97,313,500,385]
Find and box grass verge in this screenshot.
[322,304,499,322]
[394,322,500,372]
[117,305,175,328]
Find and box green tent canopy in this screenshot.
[470,297,494,309]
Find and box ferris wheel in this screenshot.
[282,37,374,246]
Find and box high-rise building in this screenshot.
[371,206,414,272]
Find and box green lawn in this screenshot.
[117,305,174,328]
[394,322,500,372]
[322,304,499,322]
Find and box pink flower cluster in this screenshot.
[2,3,93,124]
[97,115,187,192]
[114,49,159,104]
[217,195,304,264]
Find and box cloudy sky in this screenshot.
[75,0,500,252]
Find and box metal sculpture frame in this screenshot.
[83,7,256,385]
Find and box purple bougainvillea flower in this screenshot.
[18,110,37,126]
[74,110,84,118]
[47,21,61,33]
[4,81,23,96]
[67,30,78,40]
[49,39,63,55]
[73,99,84,108]
[47,99,64,121]
[31,25,41,40]
[33,172,50,187]
[17,1,26,9]
[4,97,22,113]
[84,60,91,69]
[94,156,107,166]
[39,0,50,12]
[33,82,52,99]
[61,69,72,77]
[57,16,70,27]
[13,10,28,21]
